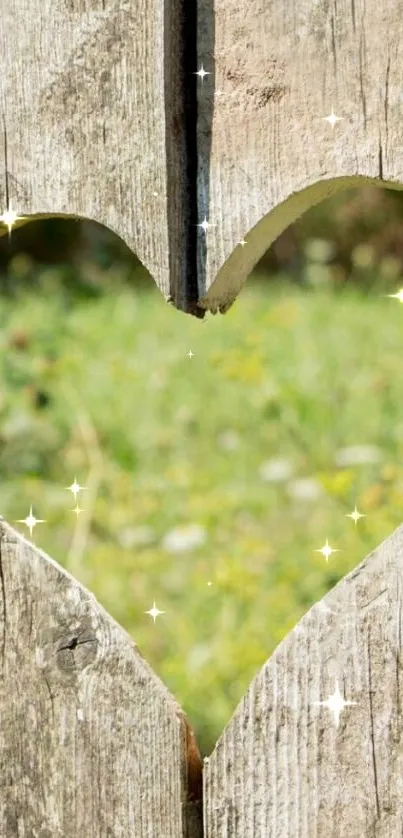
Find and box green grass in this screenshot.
[1,267,403,755]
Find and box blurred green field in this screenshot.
[1,261,403,757]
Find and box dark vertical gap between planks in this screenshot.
[180,0,205,318]
[164,0,206,319]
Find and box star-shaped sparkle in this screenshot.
[145,602,165,623]
[197,217,212,234]
[386,289,403,302]
[66,478,87,500]
[316,539,339,563]
[71,504,84,519]
[194,65,210,82]
[314,679,357,728]
[322,108,343,130]
[16,505,46,537]
[188,350,194,359]
[0,205,22,239]
[238,239,248,247]
[346,506,365,526]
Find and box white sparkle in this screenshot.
[145,602,165,623]
[197,217,212,234]
[195,65,210,82]
[314,679,357,728]
[238,239,248,247]
[0,205,21,238]
[316,539,339,563]
[386,288,403,303]
[16,505,46,537]
[188,350,194,359]
[66,477,87,500]
[346,505,365,526]
[71,505,84,519]
[322,107,343,130]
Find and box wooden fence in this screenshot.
[2,506,403,836]
[1,0,403,835]
[1,0,403,318]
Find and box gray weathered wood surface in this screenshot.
[1,515,403,835]
[0,518,202,838]
[196,0,403,314]
[204,520,403,837]
[3,1,403,317]
[0,0,197,313]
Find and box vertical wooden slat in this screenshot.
[204,521,403,836]
[0,519,202,837]
[0,0,199,314]
[196,0,403,314]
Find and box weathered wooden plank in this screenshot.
[3,1,403,319]
[196,0,403,314]
[0,0,201,314]
[0,518,202,837]
[204,520,403,836]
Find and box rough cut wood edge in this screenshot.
[0,0,192,312]
[204,520,403,837]
[196,0,403,314]
[0,518,202,838]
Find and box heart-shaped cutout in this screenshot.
[0,513,401,836]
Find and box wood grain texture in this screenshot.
[0,0,193,311]
[0,518,202,837]
[5,1,401,319]
[196,0,403,314]
[204,520,403,837]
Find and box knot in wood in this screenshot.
[37,615,98,684]
[55,628,98,673]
